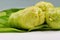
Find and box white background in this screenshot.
[0,31,60,40]
[0,0,60,10]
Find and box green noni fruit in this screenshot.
[46,8,60,29]
[8,6,45,30]
[35,1,54,11]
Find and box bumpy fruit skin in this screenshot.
[35,1,54,11]
[8,6,45,30]
[46,8,60,29]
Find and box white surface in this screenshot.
[0,31,60,40]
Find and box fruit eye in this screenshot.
[49,18,53,21]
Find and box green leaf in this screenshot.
[2,8,24,17]
[28,24,49,31]
[0,8,24,28]
[0,28,26,32]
